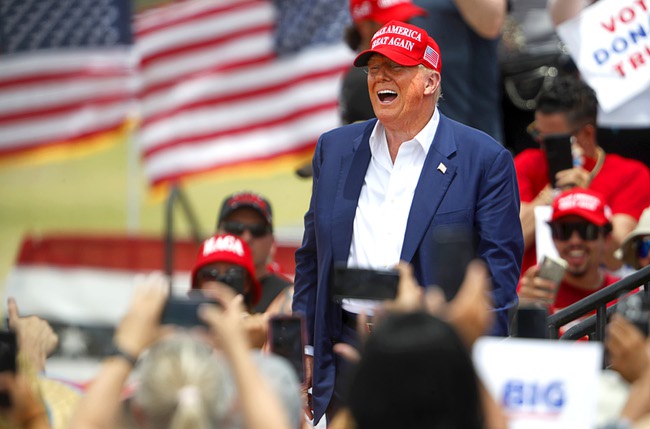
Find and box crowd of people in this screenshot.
[3,0,650,428]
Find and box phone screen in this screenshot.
[330,265,400,302]
[268,316,305,384]
[543,134,573,189]
[0,330,17,408]
[161,293,219,328]
[430,225,475,300]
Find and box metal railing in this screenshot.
[547,264,650,340]
[164,185,204,286]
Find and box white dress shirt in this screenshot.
[342,109,440,314]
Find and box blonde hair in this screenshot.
[133,335,234,429]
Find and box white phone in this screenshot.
[537,255,568,284]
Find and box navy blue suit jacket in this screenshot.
[293,113,523,423]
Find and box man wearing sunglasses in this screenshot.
[216,191,292,313]
[519,188,619,313]
[514,75,650,278]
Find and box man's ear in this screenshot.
[424,71,441,96]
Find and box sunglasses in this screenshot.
[197,267,245,295]
[549,222,604,241]
[637,238,650,259]
[221,221,271,238]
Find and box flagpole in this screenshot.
[126,123,140,234]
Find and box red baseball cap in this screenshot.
[218,191,272,228]
[354,20,441,72]
[350,0,427,24]
[550,188,612,226]
[191,234,261,305]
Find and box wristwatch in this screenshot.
[105,343,139,367]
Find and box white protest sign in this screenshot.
[473,337,603,429]
[556,0,650,112]
[535,205,558,264]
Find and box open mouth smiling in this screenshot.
[377,90,397,103]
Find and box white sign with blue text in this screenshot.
[473,337,603,429]
[557,0,650,112]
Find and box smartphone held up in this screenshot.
[267,315,306,384]
[543,133,574,189]
[160,292,220,328]
[537,255,568,284]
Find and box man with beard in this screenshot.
[518,187,618,313]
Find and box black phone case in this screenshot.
[330,265,400,302]
[161,295,219,328]
[0,330,17,407]
[430,225,475,301]
[268,316,306,383]
[544,134,573,188]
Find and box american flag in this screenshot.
[135,0,354,187]
[0,0,136,161]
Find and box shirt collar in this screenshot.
[369,108,440,155]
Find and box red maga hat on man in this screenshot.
[354,20,441,72]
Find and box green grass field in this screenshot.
[0,141,313,295]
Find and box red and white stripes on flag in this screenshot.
[135,0,354,187]
[0,51,135,160]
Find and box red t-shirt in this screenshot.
[515,149,650,275]
[552,272,620,313]
[552,272,623,337]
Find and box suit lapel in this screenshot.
[330,121,375,263]
[401,114,458,262]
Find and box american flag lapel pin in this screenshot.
[437,162,447,174]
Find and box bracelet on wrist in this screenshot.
[105,343,139,367]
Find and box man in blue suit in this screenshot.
[292,20,523,425]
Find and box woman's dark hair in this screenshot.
[536,75,598,129]
[347,312,484,429]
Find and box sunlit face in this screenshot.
[366,54,438,129]
[551,215,606,278]
[218,207,273,274]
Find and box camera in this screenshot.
[616,291,650,336]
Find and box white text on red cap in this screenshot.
[379,0,411,7]
[373,24,422,41]
[204,235,244,256]
[557,193,600,212]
